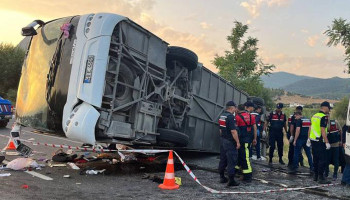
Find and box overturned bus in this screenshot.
[15,13,252,153]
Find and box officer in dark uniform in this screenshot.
[235,102,257,182]
[325,119,341,180]
[289,111,313,174]
[251,105,263,160]
[264,103,287,165]
[287,106,304,168]
[218,101,240,187]
[309,101,331,184]
[245,101,257,158]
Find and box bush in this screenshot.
[333,96,349,124]
[0,43,25,102]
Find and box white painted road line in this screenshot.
[25,170,53,181]
[2,160,53,181]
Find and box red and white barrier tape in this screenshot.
[0,134,340,194]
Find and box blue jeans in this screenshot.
[293,138,313,170]
[219,138,238,176]
[342,164,350,185]
[249,131,261,159]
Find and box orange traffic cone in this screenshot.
[6,138,17,150]
[159,150,179,190]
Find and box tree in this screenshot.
[325,18,350,73]
[0,43,25,102]
[213,21,275,108]
[333,96,349,124]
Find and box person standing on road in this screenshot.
[218,101,241,187]
[309,101,332,184]
[287,106,304,168]
[251,106,263,160]
[264,103,287,165]
[245,101,258,159]
[289,111,313,174]
[235,102,257,182]
[325,119,342,180]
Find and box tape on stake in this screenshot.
[0,134,340,194]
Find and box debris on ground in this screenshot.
[142,173,163,183]
[52,149,77,162]
[97,153,121,160]
[0,173,11,177]
[6,152,20,156]
[175,177,182,185]
[85,169,106,175]
[21,184,29,189]
[63,175,70,178]
[6,158,39,170]
[68,162,80,170]
[48,162,67,168]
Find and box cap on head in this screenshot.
[226,101,236,107]
[276,103,284,109]
[296,106,303,111]
[321,101,332,109]
[244,101,255,108]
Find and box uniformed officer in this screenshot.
[325,119,342,180]
[235,102,257,182]
[245,101,257,158]
[287,106,304,168]
[251,106,263,160]
[264,103,287,165]
[309,101,332,184]
[218,101,240,187]
[289,111,313,174]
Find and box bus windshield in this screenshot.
[16,17,72,130]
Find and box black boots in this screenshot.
[220,175,228,183]
[219,172,228,183]
[279,158,285,165]
[313,174,318,181]
[227,175,240,187]
[318,175,331,184]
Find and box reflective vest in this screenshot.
[310,112,327,141]
[236,112,253,143]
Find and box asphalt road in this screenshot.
[0,119,350,200]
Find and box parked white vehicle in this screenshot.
[345,99,350,163]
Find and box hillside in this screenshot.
[277,94,338,105]
[282,77,350,99]
[262,72,350,100]
[261,72,312,89]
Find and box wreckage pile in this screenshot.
[0,144,162,177]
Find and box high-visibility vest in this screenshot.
[310,112,327,141]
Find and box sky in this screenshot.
[1,0,349,78]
